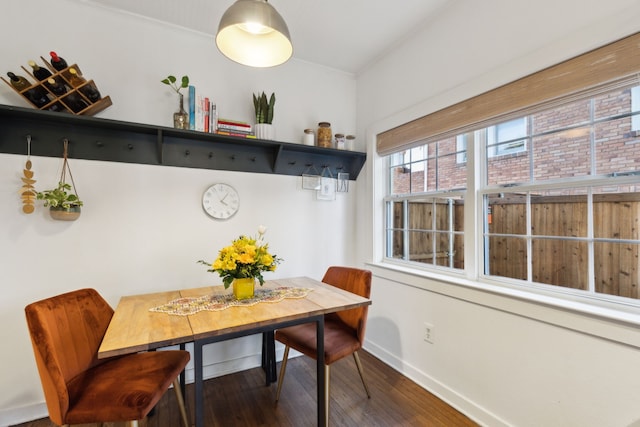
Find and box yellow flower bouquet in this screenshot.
[198,226,282,289]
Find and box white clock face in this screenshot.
[202,183,239,220]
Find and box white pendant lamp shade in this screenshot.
[216,0,293,67]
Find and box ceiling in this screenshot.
[83,0,450,74]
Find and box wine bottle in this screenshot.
[8,70,50,107]
[80,82,101,102]
[67,68,85,87]
[28,60,52,81]
[46,78,67,96]
[49,51,68,71]
[62,92,89,113]
[47,102,66,113]
[6,72,32,91]
[25,86,51,108]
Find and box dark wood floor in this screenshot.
[13,351,477,427]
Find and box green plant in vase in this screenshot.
[161,75,190,129]
[253,91,275,139]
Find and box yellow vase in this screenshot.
[233,277,255,300]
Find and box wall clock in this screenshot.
[202,183,239,219]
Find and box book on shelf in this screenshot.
[187,85,220,133]
[186,86,257,137]
[215,130,256,139]
[210,103,218,134]
[218,118,252,132]
[203,97,210,133]
[188,85,196,131]
[218,123,253,133]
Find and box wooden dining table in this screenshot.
[98,276,371,427]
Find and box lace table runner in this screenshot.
[149,287,312,316]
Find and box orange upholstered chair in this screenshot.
[275,266,372,419]
[25,288,190,427]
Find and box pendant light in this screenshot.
[216,0,293,68]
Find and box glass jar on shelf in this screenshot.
[303,128,315,145]
[346,134,356,150]
[317,122,332,148]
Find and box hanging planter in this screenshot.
[48,204,81,221]
[36,139,83,221]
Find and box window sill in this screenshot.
[367,260,640,349]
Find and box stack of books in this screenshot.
[216,119,255,139]
[188,85,218,133]
[187,85,255,139]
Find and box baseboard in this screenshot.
[363,340,510,427]
[0,402,48,427]
[183,345,292,384]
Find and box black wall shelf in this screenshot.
[0,104,366,179]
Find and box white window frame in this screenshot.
[383,81,640,310]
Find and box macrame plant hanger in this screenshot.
[60,138,80,201]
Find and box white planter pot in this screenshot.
[255,123,274,140]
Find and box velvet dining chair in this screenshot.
[25,288,190,427]
[275,266,372,420]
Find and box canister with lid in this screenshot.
[346,134,356,150]
[317,122,332,148]
[303,129,315,145]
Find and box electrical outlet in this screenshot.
[423,322,435,344]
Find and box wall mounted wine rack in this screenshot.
[1,56,112,116]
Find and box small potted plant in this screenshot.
[253,91,275,140]
[161,75,189,129]
[36,181,83,221]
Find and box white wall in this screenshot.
[356,0,640,426]
[0,0,358,424]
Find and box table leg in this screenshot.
[261,330,277,385]
[179,343,186,403]
[317,317,326,427]
[194,341,204,427]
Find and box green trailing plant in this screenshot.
[161,75,189,94]
[253,91,275,124]
[36,182,83,209]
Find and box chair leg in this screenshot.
[325,364,330,423]
[172,378,190,427]
[275,345,290,402]
[353,351,371,398]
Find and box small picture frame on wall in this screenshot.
[317,176,336,200]
[302,174,322,190]
[337,172,349,192]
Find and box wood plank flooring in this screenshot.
[12,350,477,427]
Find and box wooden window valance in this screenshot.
[377,32,640,156]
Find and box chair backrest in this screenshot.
[24,288,114,425]
[321,266,372,344]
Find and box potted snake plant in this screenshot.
[253,91,275,140]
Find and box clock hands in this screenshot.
[214,186,229,205]
[220,192,229,205]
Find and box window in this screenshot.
[386,138,466,270]
[384,80,640,302]
[379,33,640,306]
[482,83,640,300]
[457,118,527,164]
[489,117,527,157]
[632,86,640,133]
